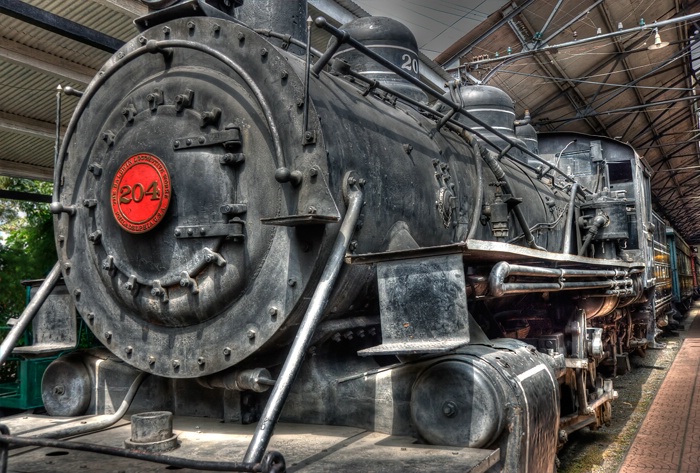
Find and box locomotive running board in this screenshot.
[347,238,645,269]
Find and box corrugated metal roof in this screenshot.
[1,0,699,242]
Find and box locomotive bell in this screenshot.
[331,17,429,103]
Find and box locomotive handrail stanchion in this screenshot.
[253,29,323,59]
[562,182,581,254]
[0,262,61,367]
[244,174,364,464]
[302,16,312,138]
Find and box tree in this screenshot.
[0,177,56,325]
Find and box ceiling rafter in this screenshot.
[0,38,95,84]
[0,111,65,140]
[514,8,609,134]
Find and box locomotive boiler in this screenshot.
[0,1,666,472]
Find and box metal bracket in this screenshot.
[261,166,341,226]
[173,128,241,150]
[175,219,244,239]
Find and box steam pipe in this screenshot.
[578,215,607,256]
[478,144,545,250]
[489,261,632,298]
[463,131,484,240]
[244,175,364,463]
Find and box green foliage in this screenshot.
[0,177,56,325]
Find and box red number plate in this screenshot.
[110,153,171,234]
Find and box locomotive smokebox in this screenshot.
[53,15,332,379]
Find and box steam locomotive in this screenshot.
[0,0,684,471]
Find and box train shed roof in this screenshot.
[1,0,699,242]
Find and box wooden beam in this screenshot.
[0,160,53,182]
[0,37,95,84]
[0,111,64,140]
[90,0,148,19]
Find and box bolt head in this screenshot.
[148,356,156,365]
[223,347,231,356]
[247,329,257,339]
[442,401,458,418]
[197,357,205,365]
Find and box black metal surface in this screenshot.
[314,16,583,188]
[0,0,123,53]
